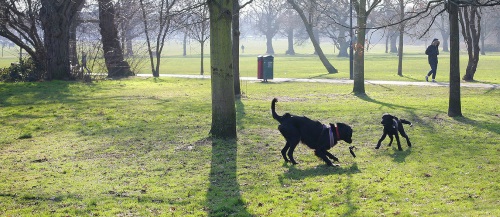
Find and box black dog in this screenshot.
[271,98,355,166]
[376,113,412,151]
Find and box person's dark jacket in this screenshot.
[425,45,439,64]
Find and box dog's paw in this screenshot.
[398,148,403,151]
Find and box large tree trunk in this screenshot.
[265,34,275,55]
[208,0,237,139]
[459,6,481,81]
[390,32,398,53]
[286,28,295,55]
[448,0,462,117]
[287,0,338,73]
[233,0,241,98]
[40,0,84,80]
[440,29,450,52]
[337,29,349,57]
[353,0,366,94]
[98,0,133,78]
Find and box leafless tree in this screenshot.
[139,0,180,77]
[319,0,352,57]
[115,0,144,57]
[250,0,286,55]
[0,0,46,79]
[287,0,338,73]
[459,5,481,81]
[279,8,301,55]
[186,0,210,75]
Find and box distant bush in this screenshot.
[0,58,39,82]
[482,44,500,52]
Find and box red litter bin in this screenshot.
[257,55,263,79]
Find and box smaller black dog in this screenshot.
[376,113,412,151]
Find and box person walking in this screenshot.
[425,38,440,82]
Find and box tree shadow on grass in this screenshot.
[206,138,251,216]
[236,99,246,130]
[355,93,413,111]
[452,116,499,135]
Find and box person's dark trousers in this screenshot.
[427,63,437,79]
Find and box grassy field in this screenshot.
[0,77,499,216]
[1,38,499,83]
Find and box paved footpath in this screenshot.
[136,74,498,89]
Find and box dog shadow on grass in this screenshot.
[389,147,412,163]
[279,162,361,181]
[206,138,251,216]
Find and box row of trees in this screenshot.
[2,0,500,138]
[209,0,500,138]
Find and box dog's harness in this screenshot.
[320,124,339,148]
[321,123,357,158]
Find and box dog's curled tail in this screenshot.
[400,119,413,127]
[271,98,282,122]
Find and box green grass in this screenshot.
[0,78,499,216]
[2,39,500,83]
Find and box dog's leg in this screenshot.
[398,127,412,147]
[325,151,339,162]
[376,133,387,149]
[279,124,300,164]
[287,140,300,164]
[388,134,393,147]
[315,149,333,166]
[394,133,403,151]
[281,142,291,162]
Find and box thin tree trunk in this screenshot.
[183,30,188,56]
[200,41,204,75]
[353,0,366,94]
[397,0,404,76]
[208,0,236,139]
[448,0,462,117]
[233,0,241,98]
[139,0,156,77]
[459,6,481,81]
[397,29,403,76]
